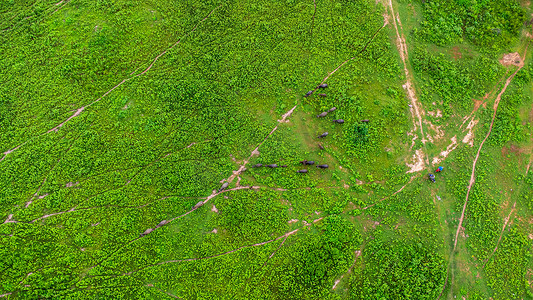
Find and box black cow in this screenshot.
[305,161,315,165]
[253,163,263,168]
[281,165,288,168]
[318,132,329,138]
[319,83,328,88]
[300,160,308,165]
[317,112,328,118]
[328,107,336,112]
[304,91,313,97]
[318,94,327,97]
[334,119,344,124]
[317,164,329,169]
[297,169,308,173]
[361,119,370,123]
[266,164,278,168]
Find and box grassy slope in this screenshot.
[1,0,531,299]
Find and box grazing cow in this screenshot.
[300,160,308,165]
[266,164,278,168]
[361,119,369,123]
[305,161,315,165]
[317,164,329,169]
[219,182,229,192]
[317,112,328,118]
[334,119,344,124]
[319,83,328,88]
[318,144,325,150]
[318,132,329,138]
[304,91,313,97]
[281,165,288,168]
[140,228,154,237]
[318,94,327,97]
[328,107,336,112]
[253,163,263,168]
[297,169,308,173]
[155,220,168,228]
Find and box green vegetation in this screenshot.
[1,0,532,299]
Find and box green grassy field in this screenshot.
[1,0,532,299]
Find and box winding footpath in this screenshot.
[453,45,529,251]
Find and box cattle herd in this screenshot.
[217,83,370,192]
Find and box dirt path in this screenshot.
[149,285,181,299]
[0,143,25,162]
[122,229,300,276]
[1,5,223,160]
[332,250,362,290]
[453,45,529,251]
[482,202,516,269]
[385,0,427,153]
[316,17,388,88]
[309,0,317,37]
[362,175,416,210]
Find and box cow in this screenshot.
[328,107,336,112]
[266,164,278,168]
[253,163,263,168]
[155,220,168,228]
[281,165,288,168]
[318,132,329,138]
[318,94,327,97]
[305,161,315,165]
[317,112,328,118]
[304,91,313,97]
[317,164,329,169]
[297,169,308,173]
[361,119,369,123]
[140,228,154,237]
[333,119,344,124]
[318,144,325,150]
[219,182,229,192]
[319,83,328,88]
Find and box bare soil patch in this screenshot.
[451,46,462,60]
[500,52,522,67]
[406,149,426,173]
[432,135,458,165]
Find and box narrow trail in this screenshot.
[81,101,298,275]
[309,0,317,37]
[121,229,300,277]
[362,175,416,210]
[0,143,25,162]
[453,44,529,251]
[316,19,388,89]
[437,42,530,300]
[482,202,516,269]
[2,185,342,226]
[332,250,362,290]
[149,285,181,299]
[1,4,223,161]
